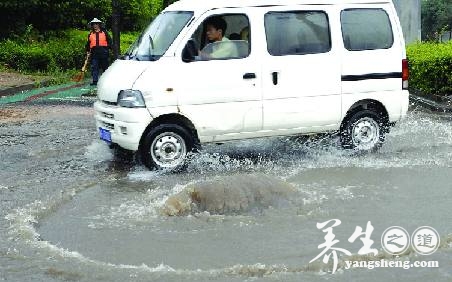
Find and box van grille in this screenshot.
[102,122,114,130]
[102,112,114,119]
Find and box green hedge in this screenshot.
[407,41,452,97]
[0,29,139,73]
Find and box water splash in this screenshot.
[84,140,113,162]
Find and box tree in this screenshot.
[163,0,177,8]
[422,0,452,40]
[0,0,165,39]
[112,0,121,58]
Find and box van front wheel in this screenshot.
[340,110,385,152]
[141,124,194,170]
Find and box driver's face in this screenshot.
[206,24,222,42]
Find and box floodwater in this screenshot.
[0,102,451,281]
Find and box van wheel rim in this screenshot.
[351,117,380,150]
[151,132,186,168]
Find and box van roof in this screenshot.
[166,0,392,11]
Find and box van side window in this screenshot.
[190,14,250,61]
[265,11,331,56]
[341,9,394,51]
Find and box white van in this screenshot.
[94,0,409,170]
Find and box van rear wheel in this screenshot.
[141,124,195,171]
[340,110,385,152]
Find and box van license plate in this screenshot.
[99,127,112,144]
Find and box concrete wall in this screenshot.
[392,0,421,44]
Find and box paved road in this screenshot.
[0,101,451,282]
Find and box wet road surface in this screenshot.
[0,102,451,281]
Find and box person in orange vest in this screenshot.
[85,18,112,86]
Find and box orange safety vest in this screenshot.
[89,31,108,49]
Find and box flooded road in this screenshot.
[0,102,451,281]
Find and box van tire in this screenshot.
[141,124,195,171]
[340,110,386,152]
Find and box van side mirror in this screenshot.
[182,39,197,62]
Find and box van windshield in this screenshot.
[123,11,193,61]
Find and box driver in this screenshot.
[199,16,238,59]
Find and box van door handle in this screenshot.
[243,73,256,79]
[272,72,278,85]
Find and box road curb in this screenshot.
[0,82,94,105]
[24,82,87,102]
[0,83,37,97]
[0,80,52,97]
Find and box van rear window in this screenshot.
[341,9,394,51]
[265,11,331,56]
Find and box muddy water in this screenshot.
[1,104,451,281]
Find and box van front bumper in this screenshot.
[94,101,153,151]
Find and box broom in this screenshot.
[73,52,90,82]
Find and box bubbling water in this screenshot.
[162,174,298,216]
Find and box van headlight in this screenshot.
[117,90,145,108]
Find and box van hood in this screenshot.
[96,60,149,103]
